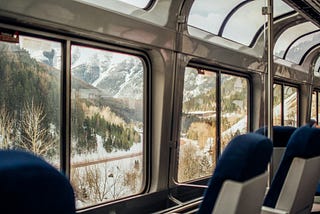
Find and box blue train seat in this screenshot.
[262,125,320,214]
[255,126,297,179]
[0,150,75,214]
[197,133,273,214]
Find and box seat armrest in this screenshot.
[261,206,288,214]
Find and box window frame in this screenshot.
[0,24,151,209]
[311,89,320,123]
[273,82,299,127]
[69,41,150,208]
[175,63,251,183]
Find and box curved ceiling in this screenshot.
[274,21,320,64]
[72,0,320,69]
[188,0,293,46]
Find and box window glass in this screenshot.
[188,0,246,35]
[70,45,144,208]
[274,22,318,58]
[188,0,292,46]
[75,0,151,14]
[311,92,317,121]
[178,67,216,182]
[178,67,249,182]
[273,84,298,126]
[0,36,61,168]
[314,56,320,77]
[318,92,320,123]
[285,31,320,64]
[223,0,292,46]
[117,0,151,8]
[220,74,248,152]
[273,84,282,126]
[283,86,297,126]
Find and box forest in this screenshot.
[0,41,140,162]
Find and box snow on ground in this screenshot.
[72,134,142,164]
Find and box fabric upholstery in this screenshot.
[0,150,75,214]
[263,125,320,207]
[255,126,296,147]
[197,133,273,214]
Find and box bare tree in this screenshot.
[71,163,127,208]
[108,166,126,200]
[19,100,56,156]
[0,105,14,149]
[178,142,201,182]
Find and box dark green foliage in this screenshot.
[0,43,60,138]
[0,41,141,156]
[73,111,140,154]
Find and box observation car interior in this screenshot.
[0,0,320,213]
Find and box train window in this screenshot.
[311,92,317,121]
[223,0,292,46]
[0,36,61,168]
[70,45,144,208]
[75,0,153,12]
[286,31,320,64]
[273,84,282,126]
[318,92,320,122]
[177,67,249,182]
[311,91,320,123]
[315,56,320,76]
[273,83,298,126]
[220,74,248,151]
[178,67,217,182]
[188,0,245,35]
[117,0,152,8]
[283,86,298,126]
[274,22,318,59]
[188,0,293,46]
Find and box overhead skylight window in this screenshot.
[188,0,293,46]
[274,22,318,59]
[314,56,320,75]
[74,0,153,14]
[285,31,320,64]
[188,0,246,35]
[117,0,152,8]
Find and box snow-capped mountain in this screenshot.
[71,47,143,100]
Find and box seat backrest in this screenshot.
[213,172,268,214]
[263,125,320,209]
[197,133,273,214]
[275,157,320,214]
[0,150,75,214]
[255,126,297,179]
[255,126,297,147]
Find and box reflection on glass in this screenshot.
[283,86,297,126]
[188,0,292,46]
[274,22,318,58]
[311,92,317,121]
[273,84,282,126]
[286,31,320,64]
[188,0,245,35]
[178,67,216,182]
[178,68,249,182]
[221,74,248,152]
[117,0,151,8]
[0,36,61,168]
[318,93,320,123]
[315,56,320,76]
[223,0,292,46]
[70,45,144,208]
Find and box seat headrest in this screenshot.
[264,125,320,207]
[198,133,272,213]
[0,150,75,214]
[255,126,296,147]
